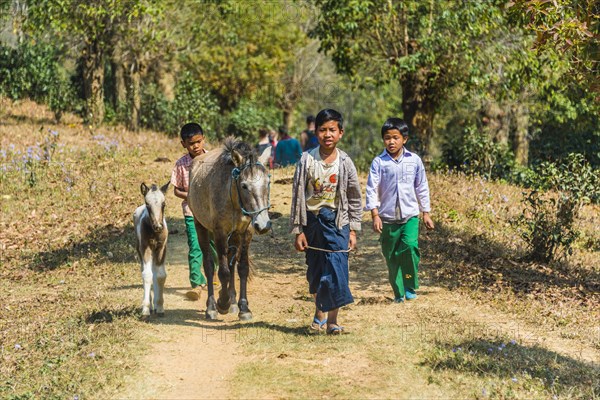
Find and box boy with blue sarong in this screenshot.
[290,109,363,335]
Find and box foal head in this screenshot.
[140,182,169,233]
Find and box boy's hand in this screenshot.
[422,213,435,230]
[372,215,382,233]
[295,232,308,252]
[348,230,357,250]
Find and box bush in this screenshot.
[439,125,516,180]
[141,73,220,136]
[462,126,515,179]
[221,99,279,142]
[0,42,80,121]
[516,153,600,263]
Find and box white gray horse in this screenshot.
[133,182,169,319]
[188,137,271,320]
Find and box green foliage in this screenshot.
[529,85,600,167]
[178,0,306,111]
[0,42,80,121]
[141,73,219,136]
[440,125,516,180]
[517,153,600,263]
[222,99,279,142]
[508,0,599,91]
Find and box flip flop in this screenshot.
[326,324,344,335]
[310,317,327,331]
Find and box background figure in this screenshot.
[300,115,318,152]
[256,127,275,168]
[274,125,302,167]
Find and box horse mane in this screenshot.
[220,136,258,166]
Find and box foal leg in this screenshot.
[153,245,167,316]
[140,249,153,320]
[237,232,253,321]
[196,221,218,320]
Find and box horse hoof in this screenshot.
[229,304,240,314]
[140,314,150,322]
[217,304,230,315]
[238,311,253,321]
[205,309,218,320]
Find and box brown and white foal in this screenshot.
[133,182,169,319]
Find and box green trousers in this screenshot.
[184,216,218,288]
[380,217,420,298]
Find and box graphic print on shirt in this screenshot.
[306,149,339,211]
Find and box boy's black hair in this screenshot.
[306,115,315,124]
[381,117,409,138]
[315,109,343,130]
[278,125,288,135]
[180,123,204,141]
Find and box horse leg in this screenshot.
[227,232,241,315]
[237,232,253,321]
[215,233,232,315]
[153,245,167,317]
[140,248,153,320]
[196,221,218,320]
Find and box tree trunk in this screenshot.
[125,59,141,131]
[156,61,175,101]
[511,103,529,166]
[282,109,294,133]
[111,48,126,114]
[82,42,105,125]
[401,75,436,157]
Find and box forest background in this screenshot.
[1,0,598,172]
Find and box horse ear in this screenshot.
[140,183,149,196]
[231,149,244,167]
[160,182,170,194]
[258,146,271,166]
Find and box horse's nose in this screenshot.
[153,224,162,232]
[253,220,271,233]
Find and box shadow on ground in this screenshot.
[27,216,186,271]
[421,221,600,300]
[423,338,600,396]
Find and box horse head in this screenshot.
[230,144,272,234]
[140,182,169,233]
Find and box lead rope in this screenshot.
[305,245,351,253]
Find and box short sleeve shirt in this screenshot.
[170,153,195,217]
[305,147,339,213]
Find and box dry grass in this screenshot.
[1,99,598,398]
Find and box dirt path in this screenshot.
[111,180,599,399]
[111,235,244,400]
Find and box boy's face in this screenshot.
[316,120,343,151]
[181,134,205,157]
[383,129,408,157]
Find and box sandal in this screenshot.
[310,316,328,331]
[326,324,344,335]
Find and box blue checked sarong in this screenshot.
[304,208,354,312]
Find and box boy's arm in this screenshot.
[289,155,305,234]
[173,186,187,200]
[345,159,363,232]
[364,157,380,211]
[414,158,431,213]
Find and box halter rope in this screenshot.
[230,162,271,216]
